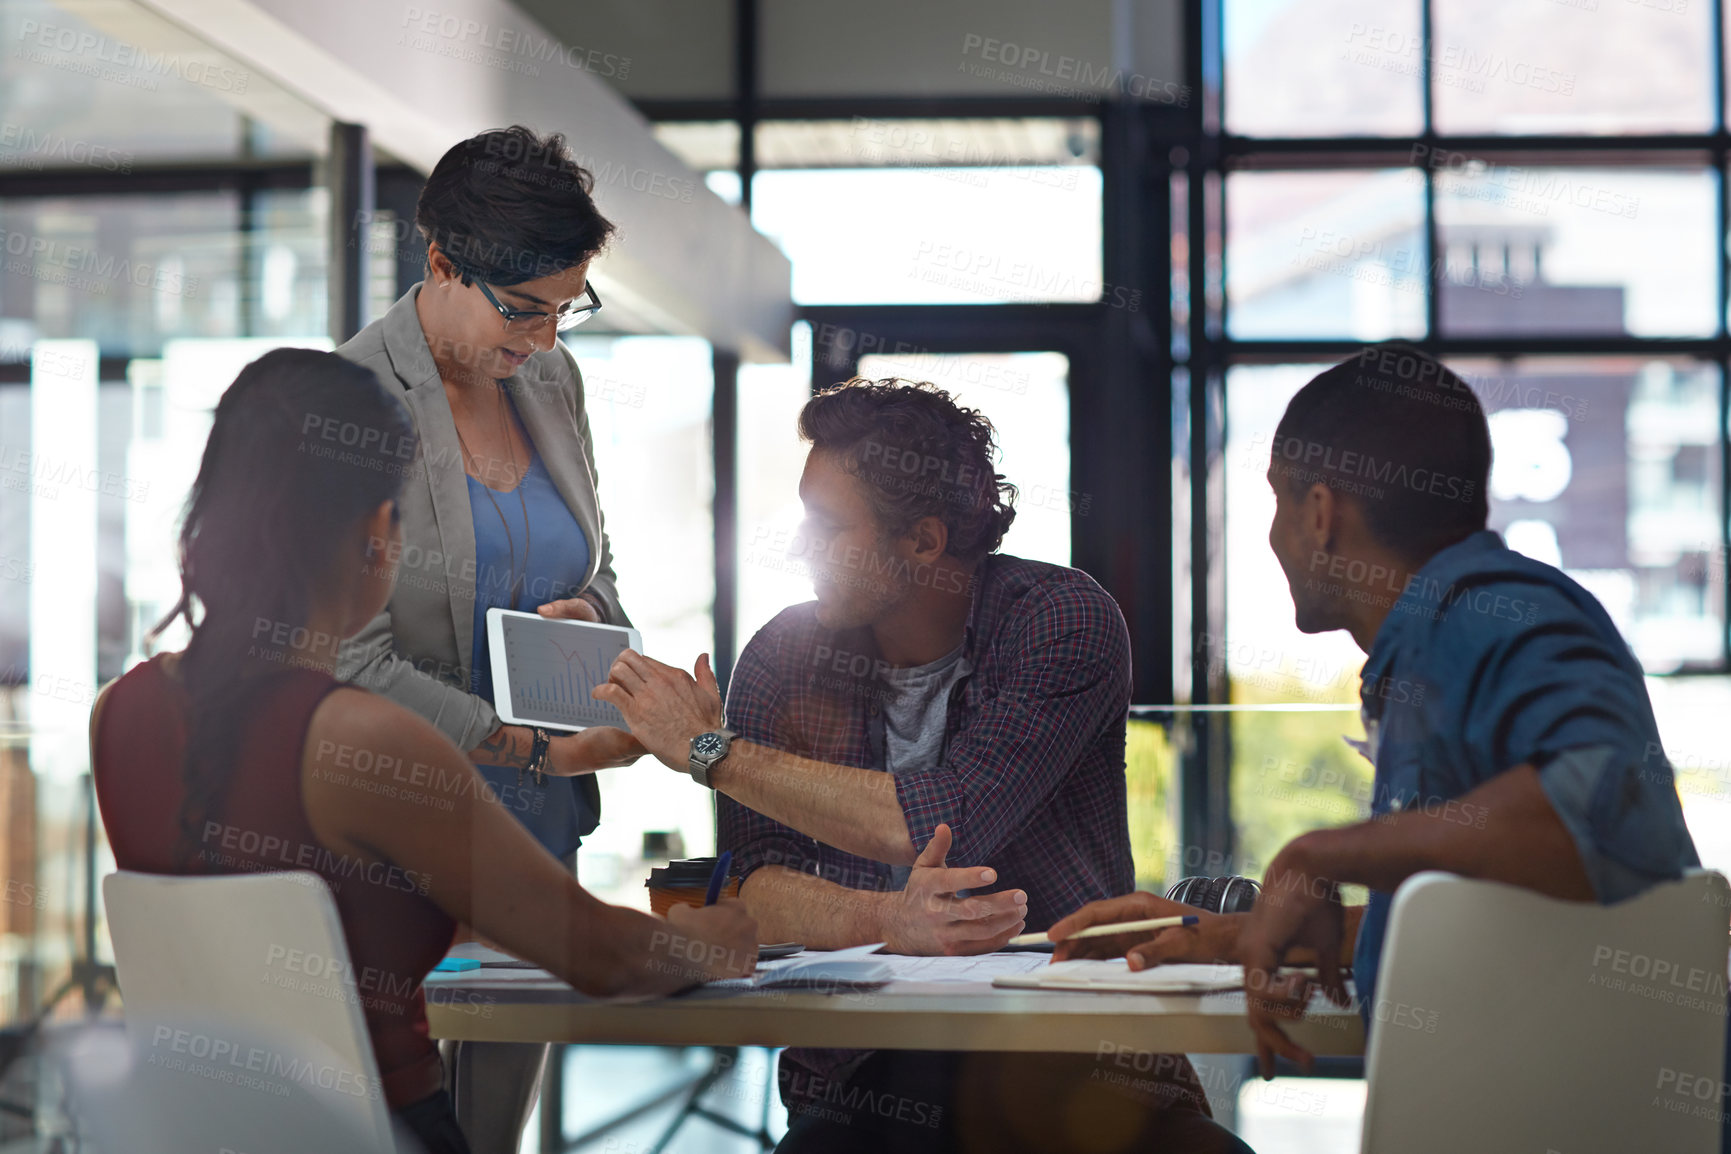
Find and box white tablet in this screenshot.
[486,608,642,732]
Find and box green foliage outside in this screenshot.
[1125,718,1180,893]
[1230,676,1372,905]
[1122,675,1380,904]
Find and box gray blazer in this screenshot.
[334,286,627,815]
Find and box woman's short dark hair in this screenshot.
[415,125,616,286]
[799,378,1017,563]
[1273,343,1491,560]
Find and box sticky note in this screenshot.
[433,957,481,972]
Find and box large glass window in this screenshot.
[0,183,330,1031]
[123,338,333,668]
[738,322,817,664]
[246,189,332,340]
[1224,352,1725,877]
[1226,165,1717,341]
[1216,0,1731,700]
[1225,0,1424,137]
[1,195,243,358]
[1212,2,1731,1131]
[1223,0,1716,139]
[0,0,323,165]
[746,118,1103,306]
[1434,168,1716,338]
[1223,364,1366,703]
[1455,356,1722,671]
[857,350,1073,567]
[1223,366,1376,882]
[1651,676,1731,877]
[563,334,718,909]
[751,167,1103,305]
[1126,716,1183,893]
[1432,0,1714,135]
[1227,171,1428,341]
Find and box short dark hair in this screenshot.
[415,125,615,286]
[799,378,1017,563]
[1272,344,1491,559]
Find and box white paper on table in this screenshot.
[427,943,1053,993]
[874,952,1052,985]
[428,942,900,991]
[708,941,893,989]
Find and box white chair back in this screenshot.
[100,870,400,1153]
[1361,869,1730,1154]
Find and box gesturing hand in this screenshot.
[881,824,1027,956]
[591,650,724,772]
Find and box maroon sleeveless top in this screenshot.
[93,657,456,1109]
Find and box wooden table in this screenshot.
[426,966,1363,1152]
[424,971,1366,1056]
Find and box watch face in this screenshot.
[694,733,724,758]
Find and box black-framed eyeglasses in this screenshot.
[474,279,603,333]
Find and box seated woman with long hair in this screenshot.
[89,348,756,1154]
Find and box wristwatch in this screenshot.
[687,728,735,789]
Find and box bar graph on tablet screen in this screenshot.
[499,613,632,729]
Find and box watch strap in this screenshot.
[526,726,551,786]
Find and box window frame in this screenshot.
[1179,0,1731,883]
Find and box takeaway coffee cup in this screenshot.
[646,856,740,916]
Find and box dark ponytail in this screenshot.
[148,348,418,866]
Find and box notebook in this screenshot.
[992,960,1250,994]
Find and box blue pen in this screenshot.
[704,851,733,907]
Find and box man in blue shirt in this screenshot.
[1050,343,1701,1080]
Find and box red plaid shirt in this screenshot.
[719,553,1136,1102]
[720,552,1134,924]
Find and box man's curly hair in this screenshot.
[799,378,1017,563]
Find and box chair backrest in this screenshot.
[1360,869,1730,1154]
[102,870,398,1153]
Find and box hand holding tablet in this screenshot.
[535,595,604,623]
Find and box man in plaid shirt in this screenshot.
[597,379,1249,1154]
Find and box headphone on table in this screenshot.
[1164,874,1261,914]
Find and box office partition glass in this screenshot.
[737,323,814,665]
[1226,171,1428,342]
[1432,0,1714,135]
[563,334,718,910]
[857,350,1074,568]
[1224,0,1424,137]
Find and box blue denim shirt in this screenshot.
[1350,530,1699,1026]
[466,439,596,858]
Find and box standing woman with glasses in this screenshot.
[335,125,634,1154]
